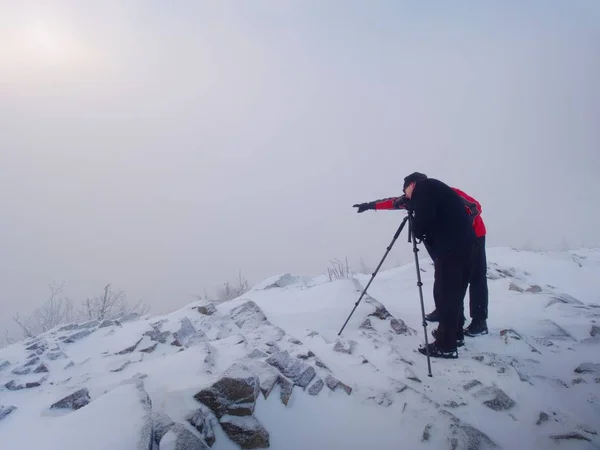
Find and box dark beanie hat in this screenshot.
[403,172,428,190]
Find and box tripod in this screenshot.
[338,210,433,377]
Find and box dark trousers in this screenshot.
[432,243,473,351]
[469,236,488,321]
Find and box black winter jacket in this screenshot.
[409,178,476,260]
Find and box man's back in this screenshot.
[410,178,476,258]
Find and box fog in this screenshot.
[1,1,599,336]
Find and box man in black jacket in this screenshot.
[354,172,475,358]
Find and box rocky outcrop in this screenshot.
[50,388,91,410]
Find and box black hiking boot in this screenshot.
[425,309,439,322]
[432,328,464,347]
[464,319,489,337]
[418,342,458,359]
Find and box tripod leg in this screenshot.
[338,216,408,336]
[408,213,433,377]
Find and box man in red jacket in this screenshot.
[353,175,489,338]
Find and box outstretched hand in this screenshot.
[353,203,371,213]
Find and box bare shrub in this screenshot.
[327,258,353,281]
[215,270,250,303]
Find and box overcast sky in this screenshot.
[1,1,599,334]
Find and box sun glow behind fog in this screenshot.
[21,21,75,64]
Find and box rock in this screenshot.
[230,301,270,329]
[359,319,375,331]
[5,380,43,390]
[550,432,591,442]
[152,412,176,444]
[46,350,68,360]
[278,376,293,406]
[160,424,210,450]
[296,350,315,360]
[145,328,171,344]
[405,367,421,383]
[536,412,549,425]
[117,337,144,355]
[24,356,40,367]
[194,365,260,419]
[572,378,586,385]
[333,339,356,355]
[0,360,10,371]
[390,318,410,334]
[526,284,542,293]
[173,317,206,347]
[33,363,49,373]
[11,366,32,376]
[220,415,270,449]
[547,293,584,307]
[463,380,516,411]
[325,375,352,395]
[196,303,217,316]
[64,361,75,370]
[50,388,91,410]
[99,319,117,328]
[422,424,433,442]
[509,282,524,293]
[314,358,330,371]
[442,411,499,449]
[369,302,392,320]
[186,404,218,447]
[248,349,268,359]
[139,343,158,353]
[110,360,133,372]
[574,363,600,374]
[288,337,302,345]
[308,378,324,396]
[444,401,467,409]
[26,341,48,353]
[0,405,17,421]
[266,350,316,388]
[258,370,279,400]
[591,325,600,337]
[62,329,93,344]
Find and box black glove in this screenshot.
[393,195,408,209]
[353,202,376,213]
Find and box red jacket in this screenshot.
[372,187,486,237]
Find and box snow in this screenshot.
[1,246,600,449]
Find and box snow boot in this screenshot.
[425,309,439,322]
[464,319,488,337]
[418,342,458,359]
[432,328,464,347]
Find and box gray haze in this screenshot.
[1,1,599,333]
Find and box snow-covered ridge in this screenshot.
[1,247,599,450]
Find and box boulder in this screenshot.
[333,339,356,355]
[194,365,260,419]
[219,415,269,449]
[278,376,293,406]
[266,350,316,388]
[526,284,542,293]
[390,318,410,335]
[591,325,600,337]
[62,329,94,344]
[46,350,68,360]
[11,366,32,376]
[0,405,17,421]
[50,388,91,411]
[186,404,218,447]
[160,424,210,450]
[509,282,524,293]
[5,379,44,390]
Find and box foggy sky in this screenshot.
[1,1,599,334]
